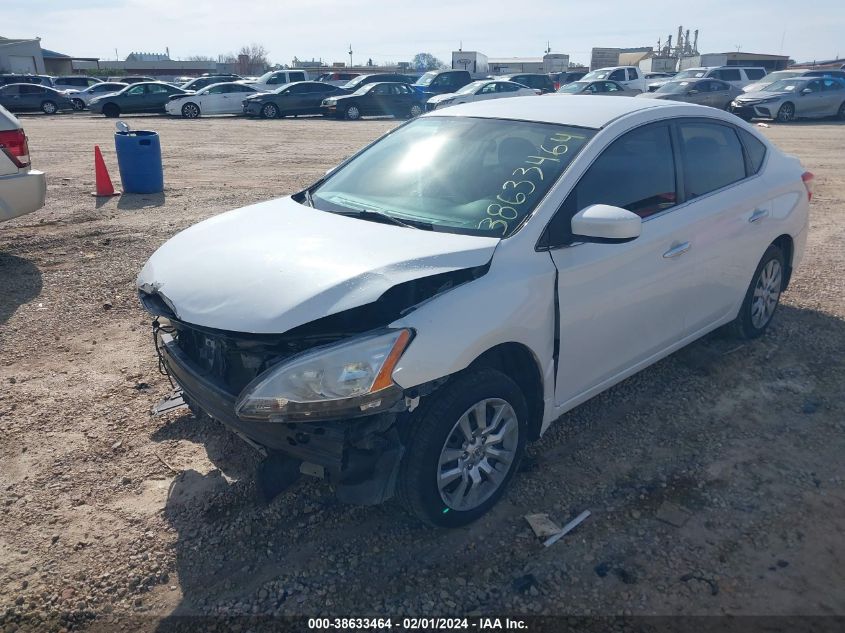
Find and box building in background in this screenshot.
[790,57,845,70]
[484,53,570,74]
[590,47,653,70]
[452,51,488,74]
[679,51,789,71]
[0,36,46,74]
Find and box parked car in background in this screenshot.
[556,80,635,96]
[0,75,47,87]
[89,82,188,117]
[742,68,845,93]
[0,84,75,114]
[138,96,810,526]
[51,76,102,90]
[340,73,412,92]
[243,81,345,119]
[580,66,646,92]
[412,69,473,96]
[644,71,675,80]
[426,80,536,110]
[647,67,766,92]
[180,75,244,92]
[69,81,128,109]
[106,76,155,84]
[0,105,45,222]
[322,82,426,120]
[496,73,555,94]
[251,70,309,92]
[166,82,259,118]
[731,77,845,122]
[317,72,361,86]
[638,78,742,109]
[550,71,587,90]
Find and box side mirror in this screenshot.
[801,88,812,94]
[571,204,641,243]
[687,89,699,95]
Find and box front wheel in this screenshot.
[181,102,200,118]
[397,368,527,527]
[838,101,845,121]
[776,102,795,123]
[261,103,280,119]
[409,104,423,118]
[731,244,785,339]
[71,98,85,111]
[41,100,57,114]
[344,104,361,120]
[103,103,120,118]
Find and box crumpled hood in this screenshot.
[137,197,499,333]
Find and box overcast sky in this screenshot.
[6,0,844,67]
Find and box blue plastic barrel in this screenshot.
[114,130,163,194]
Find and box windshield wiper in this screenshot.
[338,209,431,230]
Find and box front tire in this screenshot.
[397,368,527,527]
[261,103,279,119]
[181,102,200,118]
[732,244,785,339]
[776,102,795,123]
[838,101,845,121]
[41,100,57,114]
[71,98,85,111]
[344,104,361,120]
[409,104,423,118]
[103,103,120,118]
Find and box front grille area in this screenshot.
[171,323,343,395]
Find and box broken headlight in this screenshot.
[235,329,412,422]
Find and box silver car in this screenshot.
[732,77,845,122]
[637,78,742,110]
[556,80,635,96]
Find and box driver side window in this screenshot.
[542,124,677,248]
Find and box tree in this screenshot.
[237,43,270,74]
[186,55,215,62]
[411,52,445,72]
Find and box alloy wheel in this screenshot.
[346,105,360,120]
[42,101,57,114]
[751,259,782,329]
[183,103,200,118]
[437,398,519,511]
[262,103,278,119]
[409,104,423,117]
[777,103,795,123]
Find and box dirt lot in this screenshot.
[1,111,843,631]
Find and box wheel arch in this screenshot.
[466,342,545,441]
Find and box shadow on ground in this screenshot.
[0,252,43,324]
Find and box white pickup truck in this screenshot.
[0,105,45,222]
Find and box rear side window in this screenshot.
[628,68,639,79]
[678,122,746,197]
[738,129,767,175]
[745,69,766,80]
[715,68,741,81]
[609,69,626,81]
[290,72,306,82]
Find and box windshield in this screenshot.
[558,81,587,93]
[311,117,594,238]
[256,71,275,84]
[765,79,805,92]
[656,80,695,94]
[760,71,802,83]
[582,70,610,80]
[456,81,485,95]
[674,69,707,79]
[415,71,437,86]
[352,84,375,96]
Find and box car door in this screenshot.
[608,68,628,89]
[19,85,45,110]
[368,83,393,115]
[199,85,223,113]
[145,84,174,111]
[796,79,826,117]
[708,80,732,109]
[475,82,499,102]
[122,84,147,111]
[0,85,20,110]
[820,78,845,116]
[303,84,332,113]
[672,119,766,332]
[544,122,692,405]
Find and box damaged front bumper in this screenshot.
[156,330,409,504]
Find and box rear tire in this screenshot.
[41,100,57,114]
[397,368,527,527]
[731,244,785,339]
[103,103,120,118]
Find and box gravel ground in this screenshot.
[0,112,843,631]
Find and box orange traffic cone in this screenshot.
[91,145,120,197]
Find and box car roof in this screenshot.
[427,94,676,128]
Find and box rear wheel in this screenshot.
[776,102,795,123]
[344,104,361,120]
[261,103,279,119]
[181,102,200,118]
[103,103,120,118]
[397,368,527,527]
[41,100,57,114]
[731,244,785,339]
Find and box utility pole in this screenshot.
[348,45,353,68]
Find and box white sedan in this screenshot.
[138,97,810,527]
[165,82,258,118]
[426,80,536,110]
[0,105,45,222]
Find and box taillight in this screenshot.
[802,171,814,201]
[0,129,30,168]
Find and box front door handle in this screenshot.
[749,208,769,223]
[663,241,691,259]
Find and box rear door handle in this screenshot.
[749,208,769,223]
[663,241,691,259]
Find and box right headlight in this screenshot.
[235,329,412,423]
